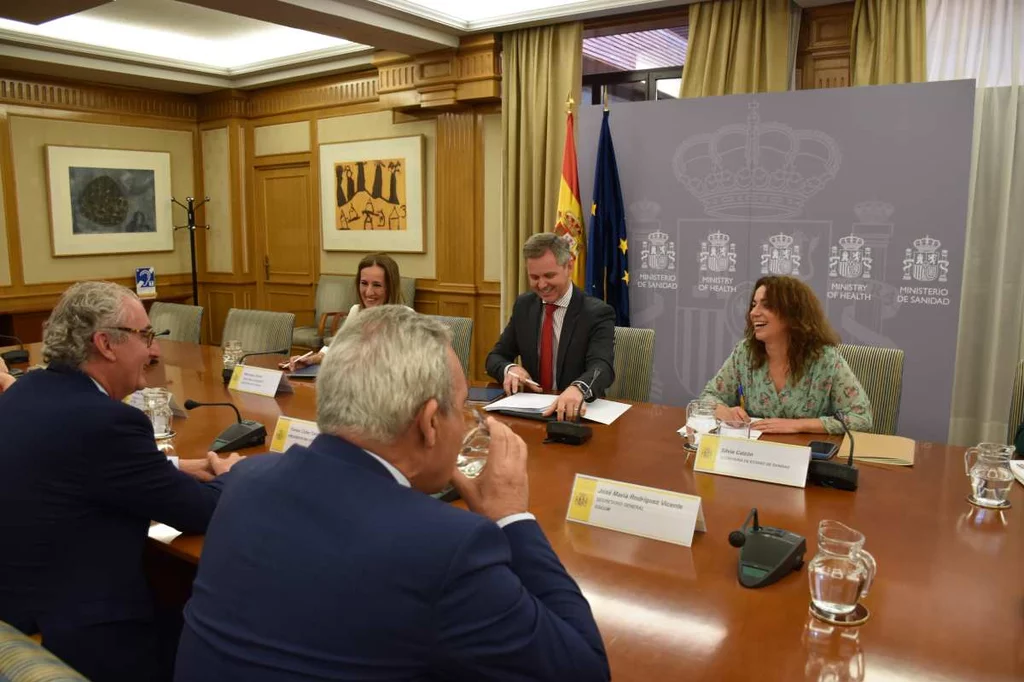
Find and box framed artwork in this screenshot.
[45,145,174,257]
[318,135,425,253]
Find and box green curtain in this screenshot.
[501,23,582,317]
[680,0,792,97]
[851,0,926,86]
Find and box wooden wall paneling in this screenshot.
[0,77,197,121]
[205,287,238,346]
[0,109,24,291]
[797,3,853,90]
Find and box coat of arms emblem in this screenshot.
[641,230,676,270]
[829,235,872,279]
[902,236,949,282]
[760,233,800,276]
[699,231,736,273]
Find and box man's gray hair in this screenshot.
[42,281,137,367]
[522,232,571,266]
[317,305,454,443]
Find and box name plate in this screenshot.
[269,416,320,453]
[695,435,811,488]
[229,365,293,397]
[566,474,706,547]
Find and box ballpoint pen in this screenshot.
[738,383,745,410]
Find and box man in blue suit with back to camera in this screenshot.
[175,305,610,682]
[0,281,243,682]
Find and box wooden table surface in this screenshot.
[16,341,1024,681]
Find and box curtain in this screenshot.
[928,0,1024,445]
[679,0,791,97]
[501,23,582,317]
[850,0,926,86]
[788,0,802,90]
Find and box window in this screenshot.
[582,18,687,105]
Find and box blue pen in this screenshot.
[737,383,745,410]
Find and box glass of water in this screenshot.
[222,339,243,369]
[719,418,751,440]
[456,408,490,479]
[684,398,719,451]
[808,520,876,618]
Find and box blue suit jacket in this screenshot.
[0,365,227,635]
[175,434,610,682]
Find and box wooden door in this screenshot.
[253,163,317,324]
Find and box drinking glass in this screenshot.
[964,443,1014,508]
[684,398,719,451]
[719,418,752,440]
[808,520,876,618]
[456,408,490,479]
[222,340,243,369]
[142,387,174,439]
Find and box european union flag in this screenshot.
[585,110,630,326]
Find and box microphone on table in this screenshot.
[183,398,267,452]
[806,411,859,491]
[222,348,289,383]
[0,334,29,365]
[728,507,806,589]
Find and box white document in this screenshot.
[582,399,631,425]
[1012,460,1024,487]
[566,474,706,547]
[676,423,763,440]
[483,393,557,413]
[148,523,182,544]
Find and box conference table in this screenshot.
[14,341,1024,681]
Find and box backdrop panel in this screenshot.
[579,80,975,442]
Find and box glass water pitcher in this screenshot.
[808,520,877,618]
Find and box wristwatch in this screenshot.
[571,379,593,401]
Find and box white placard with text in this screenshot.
[269,416,320,453]
[695,435,811,488]
[228,365,293,397]
[566,474,706,547]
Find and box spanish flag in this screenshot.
[554,108,585,287]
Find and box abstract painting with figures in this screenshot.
[319,135,424,253]
[333,157,407,231]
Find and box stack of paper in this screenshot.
[838,432,915,466]
[483,394,632,425]
[1010,460,1024,487]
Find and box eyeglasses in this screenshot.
[101,327,170,348]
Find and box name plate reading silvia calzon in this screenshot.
[566,474,706,547]
[695,435,811,488]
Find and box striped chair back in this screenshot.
[836,344,904,435]
[149,302,204,344]
[606,327,655,403]
[1008,360,1024,444]
[0,620,88,681]
[429,315,473,379]
[221,308,295,355]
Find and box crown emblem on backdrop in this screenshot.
[672,103,841,220]
[707,231,730,247]
[769,233,794,249]
[647,229,670,247]
[630,199,661,222]
[913,235,942,252]
[854,201,894,224]
[838,235,865,250]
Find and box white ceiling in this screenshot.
[0,0,844,94]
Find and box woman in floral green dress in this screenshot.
[700,276,873,435]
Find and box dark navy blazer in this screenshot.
[0,365,226,635]
[175,434,609,682]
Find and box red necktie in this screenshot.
[539,303,555,393]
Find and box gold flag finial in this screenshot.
[566,90,574,113]
[603,89,609,112]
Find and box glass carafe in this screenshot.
[142,387,174,439]
[964,443,1014,508]
[808,520,876,617]
[684,398,719,451]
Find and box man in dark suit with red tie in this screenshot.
[486,233,616,420]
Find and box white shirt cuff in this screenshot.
[496,512,536,528]
[319,345,329,355]
[167,455,179,469]
[502,363,516,378]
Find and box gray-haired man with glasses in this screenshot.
[0,281,243,682]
